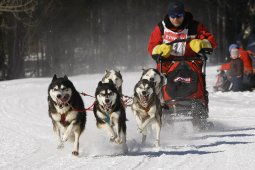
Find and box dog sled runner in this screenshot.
[213,70,232,92]
[157,39,213,130]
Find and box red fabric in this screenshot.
[162,61,206,104]
[220,62,231,70]
[247,50,255,56]
[60,114,69,127]
[239,48,253,73]
[148,26,163,55]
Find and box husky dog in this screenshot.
[93,80,128,152]
[102,70,123,95]
[141,68,164,105]
[48,75,86,156]
[131,79,162,147]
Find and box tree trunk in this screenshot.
[6,21,24,80]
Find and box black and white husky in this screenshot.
[93,80,128,153]
[141,68,164,104]
[102,70,123,95]
[131,79,162,147]
[48,75,86,156]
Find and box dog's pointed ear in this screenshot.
[105,70,109,74]
[52,74,57,81]
[98,81,103,86]
[64,75,68,80]
[142,68,147,75]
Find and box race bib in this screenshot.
[162,22,188,56]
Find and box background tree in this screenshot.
[0,0,254,80]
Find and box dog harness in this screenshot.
[98,104,117,124]
[136,97,154,113]
[104,112,111,124]
[60,113,69,127]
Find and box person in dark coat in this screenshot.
[228,44,244,92]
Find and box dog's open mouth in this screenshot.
[56,94,70,104]
[103,102,112,111]
[140,94,149,103]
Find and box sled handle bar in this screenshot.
[165,38,192,45]
[156,37,213,63]
[166,38,213,55]
[157,38,212,75]
[157,49,211,63]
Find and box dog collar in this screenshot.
[56,106,72,127]
[136,97,154,113]
[53,100,70,108]
[98,103,117,124]
[60,112,71,127]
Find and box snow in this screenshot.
[0,66,255,170]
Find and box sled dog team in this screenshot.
[48,69,164,156]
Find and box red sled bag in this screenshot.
[162,60,206,105]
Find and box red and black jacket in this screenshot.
[220,48,253,74]
[148,12,217,73]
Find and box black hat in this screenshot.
[168,1,184,16]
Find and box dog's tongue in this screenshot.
[58,94,70,104]
[141,95,148,102]
[104,103,112,109]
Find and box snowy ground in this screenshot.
[0,66,255,170]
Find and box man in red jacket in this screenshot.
[147,1,217,115]
[148,1,217,73]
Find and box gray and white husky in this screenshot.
[93,80,128,153]
[140,68,164,105]
[48,75,86,156]
[102,70,123,96]
[131,79,162,147]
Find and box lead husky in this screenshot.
[93,80,128,153]
[102,70,123,95]
[131,79,162,147]
[48,75,86,156]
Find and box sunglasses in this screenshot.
[169,13,184,18]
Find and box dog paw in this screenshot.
[154,140,160,147]
[61,135,68,142]
[137,128,143,134]
[57,143,64,149]
[114,137,123,144]
[72,151,79,156]
[110,135,116,142]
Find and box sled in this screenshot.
[157,39,214,130]
[213,70,232,92]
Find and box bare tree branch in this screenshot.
[0,0,37,13]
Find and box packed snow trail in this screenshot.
[0,66,255,170]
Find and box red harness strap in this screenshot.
[84,102,95,111]
[141,105,151,113]
[137,99,154,113]
[71,102,95,112]
[80,92,95,98]
[60,114,69,127]
[121,95,133,108]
